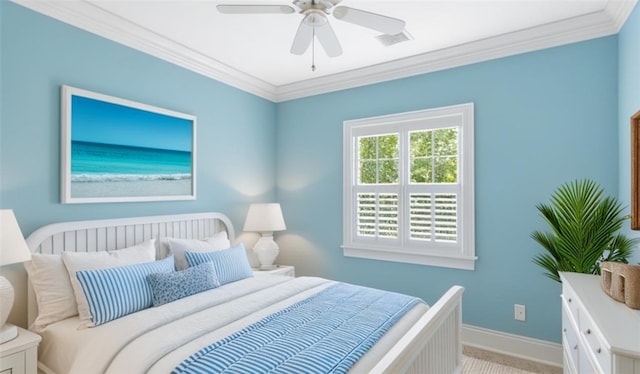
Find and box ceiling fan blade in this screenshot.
[290,21,314,55]
[315,22,342,57]
[217,4,295,14]
[333,6,405,35]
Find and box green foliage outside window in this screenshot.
[359,134,399,184]
[358,128,458,185]
[411,128,458,183]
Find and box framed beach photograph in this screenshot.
[61,85,196,204]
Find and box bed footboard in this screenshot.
[371,286,464,374]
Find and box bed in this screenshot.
[24,212,464,374]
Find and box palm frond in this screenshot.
[531,179,635,282]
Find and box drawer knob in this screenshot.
[574,345,578,350]
[597,348,601,354]
[586,329,591,334]
[568,298,572,302]
[563,328,567,333]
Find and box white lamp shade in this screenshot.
[0,210,31,266]
[243,203,286,233]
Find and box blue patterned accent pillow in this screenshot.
[75,256,174,327]
[147,262,220,307]
[184,243,253,285]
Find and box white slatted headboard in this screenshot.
[25,212,235,326]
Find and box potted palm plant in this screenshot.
[531,179,637,282]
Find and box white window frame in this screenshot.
[342,103,476,270]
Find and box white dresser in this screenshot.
[560,272,640,373]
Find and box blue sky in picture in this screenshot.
[70,94,193,152]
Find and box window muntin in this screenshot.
[343,103,475,270]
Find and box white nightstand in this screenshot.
[0,327,41,374]
[253,265,295,277]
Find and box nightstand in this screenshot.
[0,327,41,374]
[253,265,295,277]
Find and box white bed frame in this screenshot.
[25,212,464,374]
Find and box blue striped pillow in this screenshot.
[75,256,174,327]
[184,243,253,285]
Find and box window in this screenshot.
[342,103,475,270]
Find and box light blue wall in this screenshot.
[619,3,640,264]
[276,36,619,343]
[0,1,278,235]
[1,0,634,344]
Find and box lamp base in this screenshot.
[0,276,16,344]
[253,234,279,269]
[0,323,18,344]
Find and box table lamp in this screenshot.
[243,203,286,270]
[0,209,32,343]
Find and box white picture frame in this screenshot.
[60,85,196,204]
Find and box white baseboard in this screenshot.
[462,324,563,368]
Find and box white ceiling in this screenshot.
[13,0,637,101]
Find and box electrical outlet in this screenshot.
[514,304,526,321]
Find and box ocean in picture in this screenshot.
[71,140,192,198]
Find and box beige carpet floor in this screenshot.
[463,355,538,374]
[462,346,562,374]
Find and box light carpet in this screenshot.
[463,355,537,374]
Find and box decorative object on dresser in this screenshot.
[0,326,41,374]
[560,272,640,373]
[600,262,640,309]
[531,179,637,282]
[243,203,287,270]
[0,210,32,344]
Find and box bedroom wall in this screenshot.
[0,2,278,327]
[275,36,620,344]
[0,0,633,347]
[618,3,640,265]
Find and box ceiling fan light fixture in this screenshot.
[303,10,328,27]
[217,0,406,60]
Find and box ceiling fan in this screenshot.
[217,0,407,58]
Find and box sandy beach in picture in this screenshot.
[71,178,192,198]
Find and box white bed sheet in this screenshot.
[37,276,429,374]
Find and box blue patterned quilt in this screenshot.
[172,282,421,374]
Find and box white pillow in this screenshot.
[62,239,156,329]
[24,254,78,332]
[165,232,231,270]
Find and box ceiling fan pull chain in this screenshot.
[311,27,316,72]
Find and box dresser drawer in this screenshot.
[563,286,580,325]
[562,307,580,371]
[0,349,26,374]
[579,311,611,372]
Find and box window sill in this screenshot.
[343,245,476,271]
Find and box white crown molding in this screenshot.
[11,0,637,103]
[11,0,279,101]
[606,0,638,31]
[275,2,636,102]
